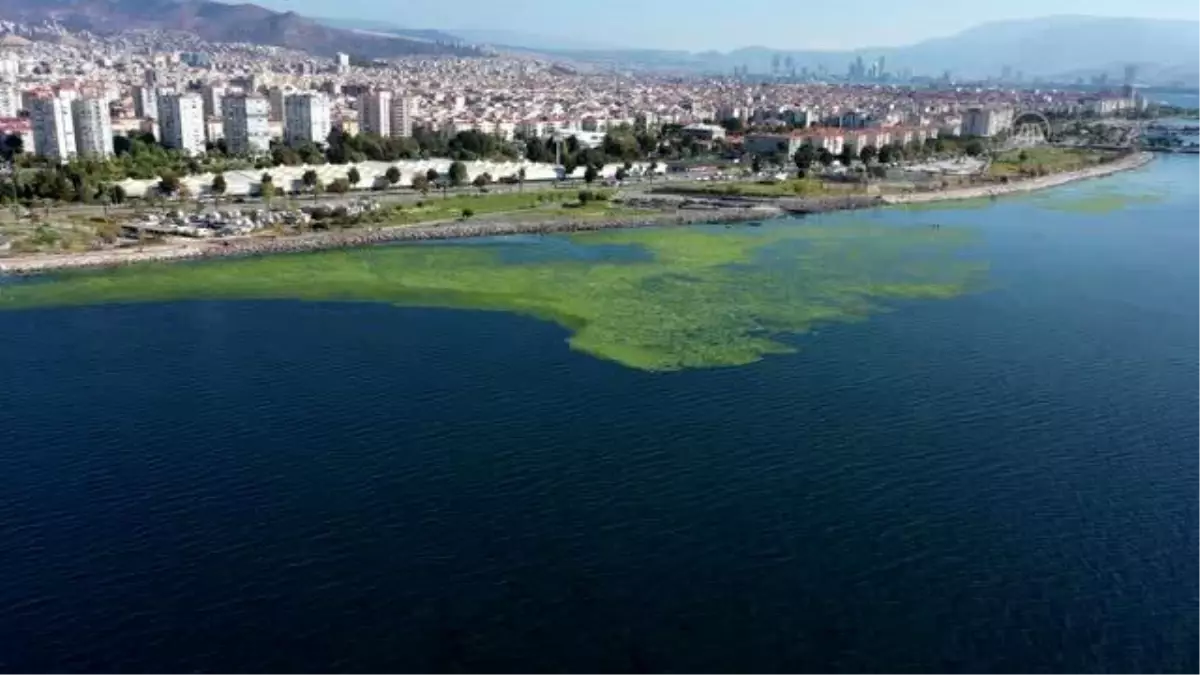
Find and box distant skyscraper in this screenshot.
[29,95,76,161]
[1123,64,1138,86]
[389,93,413,138]
[71,97,114,158]
[358,90,392,137]
[283,92,331,146]
[222,94,271,155]
[876,56,886,79]
[157,92,206,155]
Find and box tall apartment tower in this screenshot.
[201,84,224,119]
[157,92,206,155]
[267,86,288,122]
[222,93,271,155]
[29,95,77,161]
[358,90,391,137]
[0,83,19,118]
[132,85,158,120]
[389,93,413,138]
[283,92,331,146]
[71,97,114,158]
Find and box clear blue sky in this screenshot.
[258,0,1199,51]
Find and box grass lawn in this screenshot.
[653,178,861,198]
[375,189,622,225]
[987,147,1115,178]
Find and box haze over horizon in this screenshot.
[255,0,1198,51]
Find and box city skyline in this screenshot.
[256,0,1199,51]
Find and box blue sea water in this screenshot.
[0,158,1196,673]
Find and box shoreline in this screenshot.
[0,152,1154,276]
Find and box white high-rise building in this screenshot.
[29,95,77,161]
[157,92,206,155]
[389,93,413,138]
[283,92,331,146]
[336,52,350,73]
[358,90,391,137]
[71,97,114,158]
[201,84,223,120]
[132,85,157,120]
[0,54,18,83]
[222,93,271,155]
[0,84,19,118]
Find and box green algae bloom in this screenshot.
[0,221,987,371]
[1033,189,1166,214]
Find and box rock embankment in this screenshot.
[0,152,1156,276]
[1,208,770,275]
[882,152,1154,205]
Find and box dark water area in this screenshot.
[0,158,1196,673]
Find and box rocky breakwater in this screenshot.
[883,151,1154,205]
[1,207,771,276]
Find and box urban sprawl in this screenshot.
[0,22,1165,201]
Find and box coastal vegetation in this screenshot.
[652,177,858,198]
[986,147,1117,178]
[0,221,986,371]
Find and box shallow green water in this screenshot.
[0,221,986,371]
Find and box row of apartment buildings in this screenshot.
[27,95,113,160]
[25,87,337,159]
[741,125,942,158]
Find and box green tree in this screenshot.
[517,166,526,192]
[328,178,350,194]
[614,167,628,181]
[347,166,361,190]
[838,144,855,167]
[472,172,491,191]
[1,133,23,160]
[448,161,468,186]
[158,170,181,197]
[817,147,834,168]
[108,184,126,205]
[859,145,878,165]
[583,164,599,184]
[878,144,896,164]
[259,172,276,206]
[751,155,762,173]
[964,139,985,157]
[411,173,430,193]
[301,169,318,190]
[793,144,816,176]
[211,173,227,206]
[385,165,401,188]
[425,168,440,184]
[301,169,320,201]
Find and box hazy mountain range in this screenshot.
[331,14,1199,85]
[0,1,1192,86]
[0,0,481,58]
